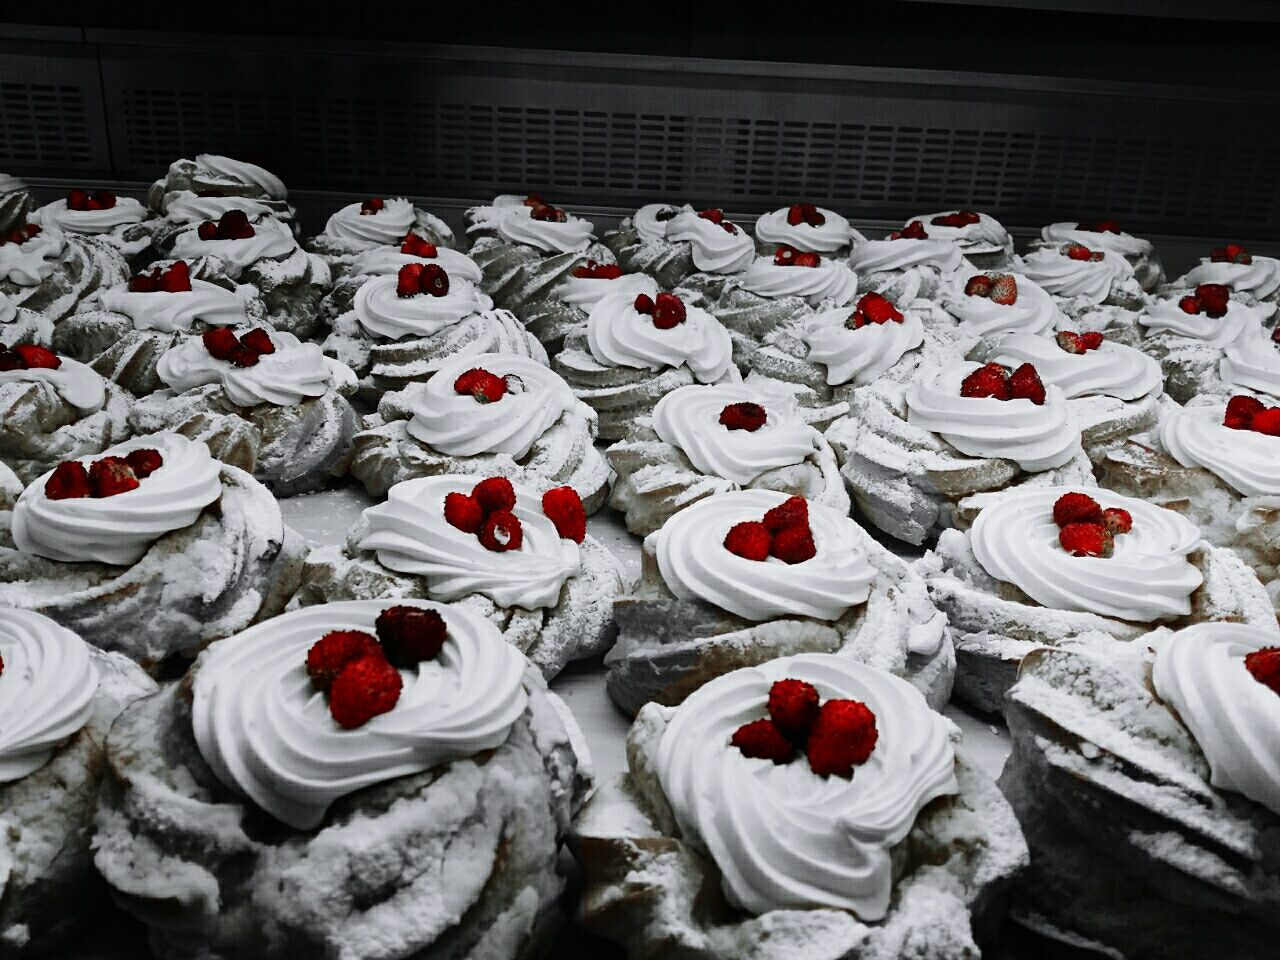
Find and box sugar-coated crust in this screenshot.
[94,662,588,960]
[0,465,304,673]
[602,221,697,290]
[469,236,614,316]
[0,189,33,235]
[1000,640,1280,960]
[1,234,129,324]
[0,649,154,958]
[571,706,1027,960]
[0,305,54,349]
[677,276,813,370]
[0,378,132,485]
[304,207,456,270]
[604,533,955,716]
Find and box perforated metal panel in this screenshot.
[0,48,109,174]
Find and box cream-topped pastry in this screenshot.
[905,210,1011,258]
[652,489,875,622]
[586,290,734,383]
[493,206,593,254]
[32,195,148,236]
[752,205,864,254]
[663,209,754,274]
[969,485,1203,621]
[633,203,690,243]
[0,227,66,286]
[189,154,286,199]
[0,353,106,413]
[803,300,926,387]
[11,433,223,566]
[191,599,528,830]
[849,235,964,276]
[1140,293,1271,346]
[1041,222,1153,259]
[96,277,249,332]
[985,332,1162,401]
[1178,254,1280,302]
[1160,400,1280,497]
[553,270,657,311]
[349,244,483,285]
[169,215,299,278]
[655,653,957,919]
[1018,246,1138,304]
[737,254,857,306]
[317,197,417,248]
[156,330,341,407]
[359,476,581,609]
[1221,331,1280,398]
[161,193,277,227]
[353,272,493,340]
[940,270,1062,338]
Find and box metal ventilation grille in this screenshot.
[0,82,93,169]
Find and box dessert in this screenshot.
[0,432,304,673]
[604,204,754,290]
[0,223,129,323]
[305,196,455,272]
[605,490,955,715]
[938,268,1065,339]
[349,352,611,507]
[519,258,658,354]
[94,599,591,960]
[751,202,865,255]
[0,290,53,349]
[847,221,964,301]
[901,209,1013,268]
[0,173,33,234]
[1016,241,1147,333]
[575,653,1027,959]
[30,188,155,265]
[296,477,626,678]
[146,153,295,230]
[1037,219,1164,291]
[1169,243,1280,304]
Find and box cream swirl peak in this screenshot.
[1160,401,1280,497]
[1151,622,1280,816]
[654,653,956,919]
[318,198,416,248]
[803,302,925,386]
[554,271,657,309]
[1221,331,1280,399]
[406,352,587,458]
[587,290,735,384]
[0,227,65,286]
[0,609,99,783]
[32,196,147,235]
[170,215,298,278]
[1180,255,1280,302]
[738,255,857,307]
[11,433,223,566]
[1140,294,1271,346]
[907,210,1011,255]
[633,203,691,243]
[663,209,754,274]
[848,236,964,275]
[652,383,822,485]
[157,330,340,407]
[359,476,581,610]
[941,270,1061,337]
[652,489,874,621]
[494,207,593,254]
[193,154,287,200]
[162,193,277,227]
[1018,246,1137,304]
[192,599,528,830]
[0,353,106,412]
[353,272,493,341]
[906,361,1082,471]
[1041,222,1153,258]
[349,245,483,285]
[985,333,1162,401]
[753,206,864,254]
[970,485,1203,621]
[97,277,248,332]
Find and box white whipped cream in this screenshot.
[906,211,1010,255]
[1220,330,1280,398]
[587,291,734,384]
[193,154,287,199]
[162,193,276,226]
[849,237,964,275]
[192,599,527,830]
[170,216,299,278]
[1161,401,1280,497]
[940,270,1061,338]
[803,303,925,387]
[1140,293,1273,346]
[969,485,1203,621]
[752,206,864,253]
[655,653,957,919]
[349,245,483,285]
[1018,247,1137,304]
[465,194,531,233]
[157,330,339,407]
[633,203,690,243]
[1041,223,1153,258]
[31,196,147,236]
[97,277,248,332]
[319,198,416,248]
[985,333,1162,401]
[553,271,657,309]
[0,228,66,286]
[352,272,493,341]
[738,256,857,307]
[494,207,592,254]
[0,354,106,412]
[664,210,754,274]
[1179,256,1280,302]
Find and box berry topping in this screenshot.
[571,259,624,280]
[1191,283,1231,319]
[375,605,447,667]
[1058,522,1113,558]
[44,460,92,500]
[201,328,274,367]
[1210,243,1252,265]
[767,678,821,738]
[1244,647,1280,696]
[1250,408,1280,436]
[522,194,545,206]
[845,292,904,329]
[889,220,928,241]
[1054,331,1105,354]
[329,655,403,729]
[651,292,687,330]
[931,210,980,228]
[443,491,485,533]
[1008,363,1047,405]
[1077,219,1122,233]
[89,456,140,498]
[1051,491,1131,557]
[762,496,808,533]
[1053,492,1103,528]
[989,274,1018,305]
[129,260,192,293]
[478,509,523,552]
[0,343,61,370]
[1064,242,1104,262]
[202,328,239,361]
[773,244,821,268]
[730,718,796,763]
[542,486,586,543]
[964,274,994,297]
[1102,507,1132,535]
[453,367,507,404]
[239,327,276,356]
[633,293,655,315]
[306,630,382,693]
[125,448,163,479]
[528,201,568,223]
[360,197,385,215]
[724,496,815,562]
[697,208,738,234]
[724,520,773,561]
[960,362,1012,401]
[719,401,768,432]
[197,209,255,242]
[1224,394,1267,430]
[472,476,517,514]
[786,203,826,228]
[66,188,116,211]
[0,224,41,246]
[806,699,879,777]
[1178,295,1202,315]
[395,262,451,299]
[400,232,438,258]
[770,524,817,564]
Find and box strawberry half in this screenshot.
[202,328,240,361]
[761,496,808,533]
[806,699,879,777]
[1059,522,1112,558]
[375,605,448,666]
[989,274,1018,305]
[400,233,438,258]
[730,718,795,763]
[1224,395,1266,430]
[770,524,816,564]
[13,345,60,369]
[125,448,163,478]
[239,328,276,356]
[572,259,623,280]
[651,292,686,329]
[453,368,507,404]
[89,456,140,498]
[1053,492,1103,528]
[329,655,403,729]
[478,510,523,552]
[767,679,820,738]
[45,460,92,500]
[360,198,385,215]
[443,491,485,533]
[964,274,994,298]
[306,629,383,693]
[960,363,1011,401]
[542,486,586,543]
[724,521,772,561]
[1244,647,1280,696]
[719,402,767,432]
[1008,363,1046,405]
[472,476,517,514]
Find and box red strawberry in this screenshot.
[791,251,821,268]
[724,521,772,561]
[989,274,1018,305]
[1195,283,1230,319]
[306,630,383,693]
[360,198,385,215]
[892,220,928,241]
[1058,522,1112,558]
[806,699,879,777]
[375,605,448,666]
[90,189,116,210]
[197,220,219,241]
[932,210,980,228]
[572,259,623,280]
[453,368,507,404]
[1103,507,1132,535]
[523,194,544,206]
[1224,395,1266,430]
[651,292,686,330]
[786,205,805,226]
[66,188,89,211]
[471,476,516,514]
[1244,647,1280,695]
[960,363,1011,401]
[1053,492,1103,528]
[857,292,904,324]
[443,491,485,533]
[400,233,438,258]
[397,263,426,298]
[802,204,825,227]
[762,496,808,533]
[633,293,655,315]
[542,486,586,543]
[125,448,163,478]
[1008,363,1046,405]
[1178,295,1202,315]
[529,202,567,223]
[218,209,255,240]
[228,343,261,368]
[478,509,523,552]
[1250,408,1280,436]
[44,460,92,500]
[13,345,60,369]
[770,524,817,564]
[202,328,239,361]
[1065,242,1097,261]
[697,208,724,224]
[418,263,450,297]
[1089,219,1122,234]
[128,271,159,293]
[1055,331,1084,354]
[718,402,767,432]
[767,678,820,738]
[329,655,403,729]
[774,244,799,266]
[0,349,21,371]
[964,274,994,298]
[730,717,795,763]
[1079,331,1105,351]
[159,260,192,293]
[89,456,139,498]
[239,328,276,356]
[1211,243,1251,265]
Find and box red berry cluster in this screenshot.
[889,220,928,241]
[453,366,509,404]
[396,262,450,299]
[1077,219,1121,234]
[0,343,60,372]
[964,273,1018,305]
[1244,647,1280,696]
[400,232,438,258]
[786,203,825,227]
[633,291,687,329]
[723,496,816,565]
[960,362,1047,405]
[1177,283,1231,319]
[0,223,41,247]
[1064,242,1104,262]
[66,188,116,212]
[44,449,163,501]
[697,208,739,235]
[443,477,585,551]
[932,210,980,228]
[197,209,255,241]
[719,401,767,432]
[128,260,193,293]
[305,605,450,729]
[572,259,623,280]
[846,292,905,330]
[360,198,385,215]
[1223,395,1280,435]
[773,244,821,268]
[1053,491,1132,558]
[203,327,276,368]
[730,678,879,778]
[1055,330,1105,354]
[528,200,568,223]
[1210,243,1251,265]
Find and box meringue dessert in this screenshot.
[30,188,155,265]
[519,257,658,354]
[305,196,456,272]
[146,153,296,229]
[0,222,129,323]
[0,173,33,234]
[1038,218,1164,291]
[1169,242,1280,304]
[603,204,753,289]
[900,209,1013,268]
[848,220,964,302]
[1016,240,1147,333]
[752,202,866,255]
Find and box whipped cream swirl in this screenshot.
[940,271,1060,337]
[0,354,106,412]
[652,383,822,485]
[652,489,875,621]
[849,237,964,276]
[752,207,864,254]
[906,361,1082,471]
[633,203,690,243]
[1151,622,1280,817]
[1179,256,1280,302]
[664,210,754,274]
[1220,331,1280,399]
[194,154,287,200]
[32,196,147,235]
[554,271,657,309]
[738,256,857,307]
[319,198,416,248]
[157,330,339,407]
[360,476,581,610]
[803,304,925,387]
[1139,295,1271,347]
[192,599,528,830]
[170,216,299,278]
[11,433,224,566]
[587,291,735,383]
[906,211,1010,254]
[0,609,98,783]
[1041,223,1153,258]
[494,208,592,254]
[162,193,277,226]
[985,333,1162,401]
[0,228,66,286]
[1160,401,1280,497]
[97,277,248,332]
[655,653,957,919]
[969,485,1203,621]
[353,273,493,341]
[349,246,483,285]
[1018,247,1136,304]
